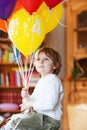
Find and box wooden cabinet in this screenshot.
[67,79,87,104]
[64,0,87,77]
[62,79,87,130]
[64,0,87,104]
[63,1,87,130]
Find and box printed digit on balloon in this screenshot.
[32,20,40,35]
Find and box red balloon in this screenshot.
[18,0,43,14]
[44,0,63,9]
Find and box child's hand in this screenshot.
[21,88,29,98]
[19,103,27,111]
[20,101,33,111]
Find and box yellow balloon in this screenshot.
[8,9,46,57]
[38,3,62,33]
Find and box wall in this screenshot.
[44,5,66,79]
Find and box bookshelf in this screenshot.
[0,37,39,117]
[0,38,21,116]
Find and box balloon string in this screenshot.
[26,53,35,89]
[19,56,28,88]
[24,58,28,88]
[28,65,34,87]
[13,46,25,86]
[54,8,66,28]
[13,46,35,89]
[58,20,66,27]
[20,58,27,88]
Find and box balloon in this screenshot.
[0,0,17,20]
[8,9,45,57]
[0,1,23,32]
[44,0,63,9]
[38,3,62,33]
[9,0,23,19]
[18,0,43,14]
[0,20,8,32]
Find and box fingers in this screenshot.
[21,88,29,98]
[19,104,25,111]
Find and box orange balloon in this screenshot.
[0,20,9,32]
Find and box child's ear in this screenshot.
[53,63,59,70]
[53,66,57,70]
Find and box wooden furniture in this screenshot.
[0,115,6,128]
[63,0,87,130]
[0,38,21,114]
[62,79,87,130]
[64,0,87,76]
[0,38,35,116]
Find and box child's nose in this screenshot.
[40,59,44,63]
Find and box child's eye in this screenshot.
[45,58,49,61]
[36,58,40,61]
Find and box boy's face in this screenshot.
[34,52,56,77]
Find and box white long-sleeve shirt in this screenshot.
[29,74,64,121]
